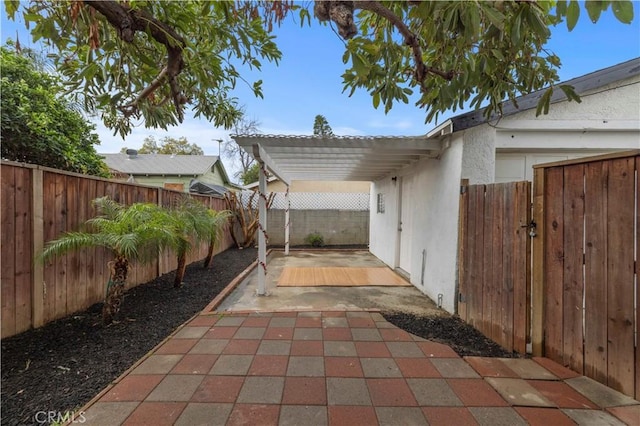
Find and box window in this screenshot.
[376,193,385,213]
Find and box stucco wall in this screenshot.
[266,209,369,246]
[369,174,400,268]
[495,76,640,150]
[460,125,496,185]
[369,137,464,313]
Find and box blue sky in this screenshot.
[2,2,639,178]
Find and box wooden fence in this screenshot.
[532,152,639,399]
[459,151,639,399]
[457,181,531,353]
[1,161,234,339]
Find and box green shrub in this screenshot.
[305,232,324,247]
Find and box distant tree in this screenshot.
[240,163,261,186]
[313,115,334,137]
[223,111,261,181]
[122,136,204,155]
[0,45,109,177]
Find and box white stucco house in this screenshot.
[233,57,640,312]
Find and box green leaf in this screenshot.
[372,91,380,109]
[351,52,367,75]
[585,0,603,23]
[535,87,554,116]
[559,84,582,103]
[556,1,568,16]
[612,0,634,23]
[511,9,522,45]
[566,0,580,31]
[481,5,505,30]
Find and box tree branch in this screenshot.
[84,0,187,121]
[356,0,453,86]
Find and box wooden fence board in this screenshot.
[584,161,608,383]
[76,176,89,310]
[65,176,80,315]
[512,181,530,354]
[469,185,485,330]
[87,180,105,300]
[605,158,635,396]
[457,184,469,320]
[42,172,57,323]
[1,165,17,337]
[543,167,565,362]
[482,184,495,339]
[464,185,477,326]
[14,167,32,335]
[531,170,545,356]
[562,165,585,371]
[54,173,68,320]
[500,183,514,352]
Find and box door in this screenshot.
[397,177,412,276]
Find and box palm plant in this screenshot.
[40,197,175,324]
[166,197,213,288]
[203,209,232,269]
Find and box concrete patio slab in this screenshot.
[214,251,444,315]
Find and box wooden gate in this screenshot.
[532,151,639,399]
[458,181,531,353]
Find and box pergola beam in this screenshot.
[252,144,291,186]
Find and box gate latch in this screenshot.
[521,220,537,238]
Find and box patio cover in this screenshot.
[231,133,447,295]
[232,133,447,183]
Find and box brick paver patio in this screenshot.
[81,311,639,425]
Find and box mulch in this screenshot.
[1,247,516,426]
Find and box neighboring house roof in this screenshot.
[442,57,640,134]
[101,153,221,176]
[189,180,229,197]
[244,176,278,190]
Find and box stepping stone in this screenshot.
[565,376,640,408]
[469,407,528,426]
[174,403,233,426]
[431,358,480,378]
[562,408,627,425]
[499,358,558,380]
[485,378,555,407]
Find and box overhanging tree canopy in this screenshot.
[5,0,634,135]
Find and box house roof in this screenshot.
[101,153,227,178]
[233,58,640,184]
[448,57,640,133]
[189,180,229,197]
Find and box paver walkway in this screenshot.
[81,311,639,425]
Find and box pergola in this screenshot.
[232,132,448,295]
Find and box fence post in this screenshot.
[456,179,469,318]
[156,187,164,276]
[531,167,545,356]
[31,168,45,328]
[284,185,290,256]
